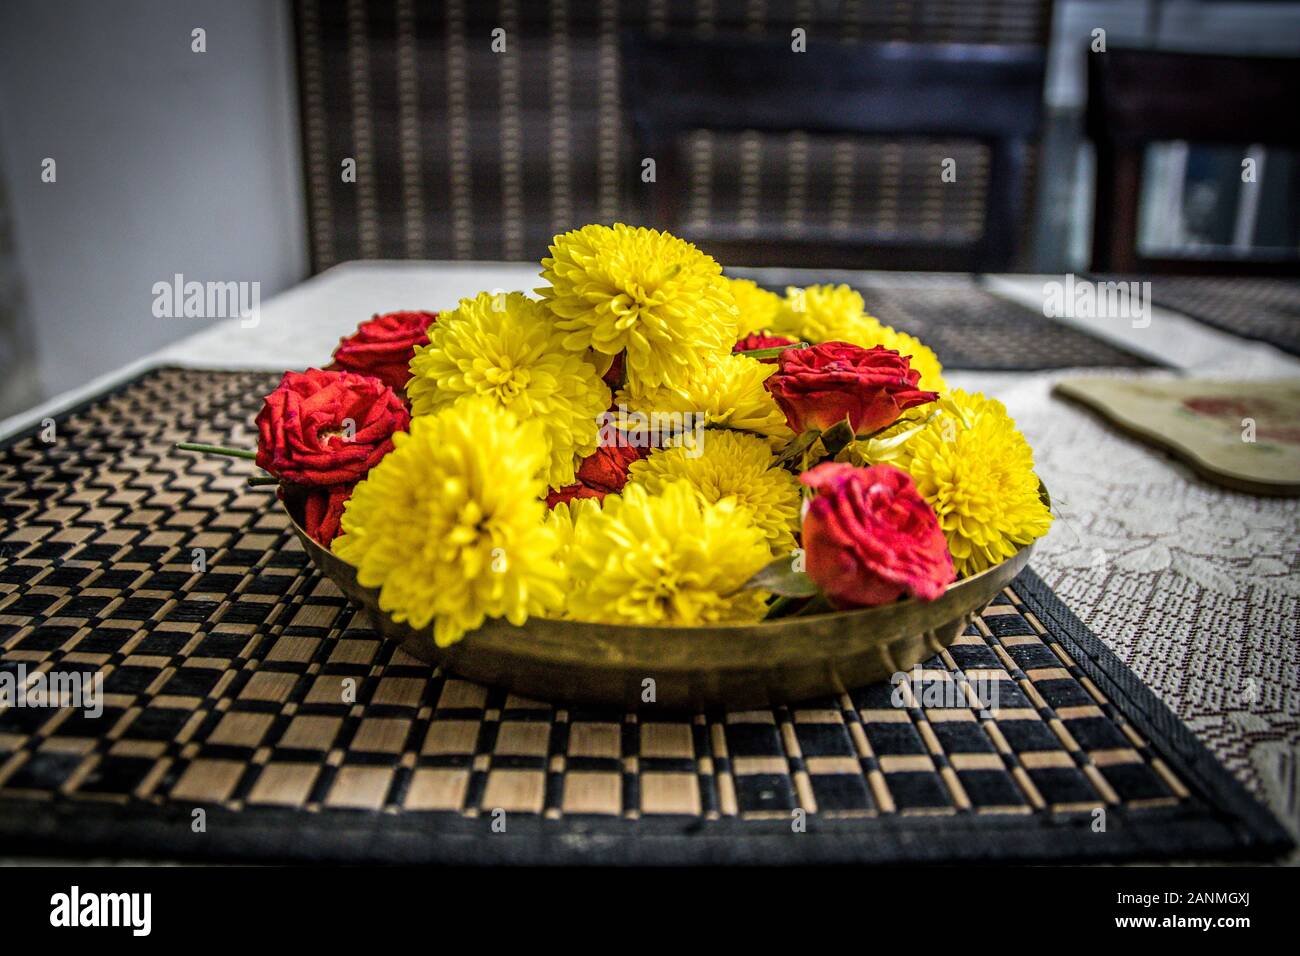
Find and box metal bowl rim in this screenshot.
[281,497,1032,635]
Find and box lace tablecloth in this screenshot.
[955,346,1299,838]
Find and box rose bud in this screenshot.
[296,483,353,546]
[765,341,938,435]
[733,332,798,362]
[331,310,436,393]
[255,368,410,485]
[800,462,955,607]
[544,443,643,507]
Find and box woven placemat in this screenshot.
[0,368,1287,863]
[744,274,1158,371]
[864,281,1159,371]
[1142,276,1300,357]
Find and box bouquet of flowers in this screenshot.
[184,224,1051,648]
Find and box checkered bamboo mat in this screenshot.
[739,274,1158,371]
[1144,276,1300,357]
[0,368,1286,863]
[867,282,1158,371]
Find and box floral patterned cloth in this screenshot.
[958,360,1300,846]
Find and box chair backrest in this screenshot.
[293,0,1054,271]
[625,35,1046,271]
[1087,47,1300,276]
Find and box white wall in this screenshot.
[0,0,307,404]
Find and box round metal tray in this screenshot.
[283,496,1032,710]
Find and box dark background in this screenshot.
[1,0,1298,415]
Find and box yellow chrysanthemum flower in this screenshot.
[615,352,793,449]
[728,277,784,336]
[892,389,1051,577]
[537,223,738,390]
[566,481,771,625]
[770,283,881,345]
[332,398,564,646]
[770,283,947,391]
[407,291,610,488]
[544,496,601,566]
[626,430,801,555]
[857,324,947,392]
[542,496,602,617]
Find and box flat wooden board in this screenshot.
[1055,377,1300,497]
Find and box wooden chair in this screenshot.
[293,0,1054,269]
[623,35,1047,272]
[1087,47,1300,276]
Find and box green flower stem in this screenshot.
[742,342,809,361]
[246,476,280,487]
[175,442,258,461]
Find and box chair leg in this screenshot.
[1093,143,1142,274]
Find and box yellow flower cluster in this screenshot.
[565,482,772,626]
[407,291,610,488]
[329,225,1050,644]
[771,283,947,391]
[626,430,801,555]
[727,277,783,336]
[771,283,880,344]
[615,352,793,449]
[891,390,1052,576]
[538,224,737,391]
[332,398,564,646]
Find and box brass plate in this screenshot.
[283,498,1032,710]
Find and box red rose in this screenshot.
[255,368,409,485]
[331,310,435,392]
[297,483,352,546]
[545,482,605,508]
[544,443,642,507]
[577,443,642,492]
[800,462,955,607]
[734,332,798,362]
[765,342,938,435]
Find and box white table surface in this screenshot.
[4,261,1298,846]
[6,261,1297,439]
